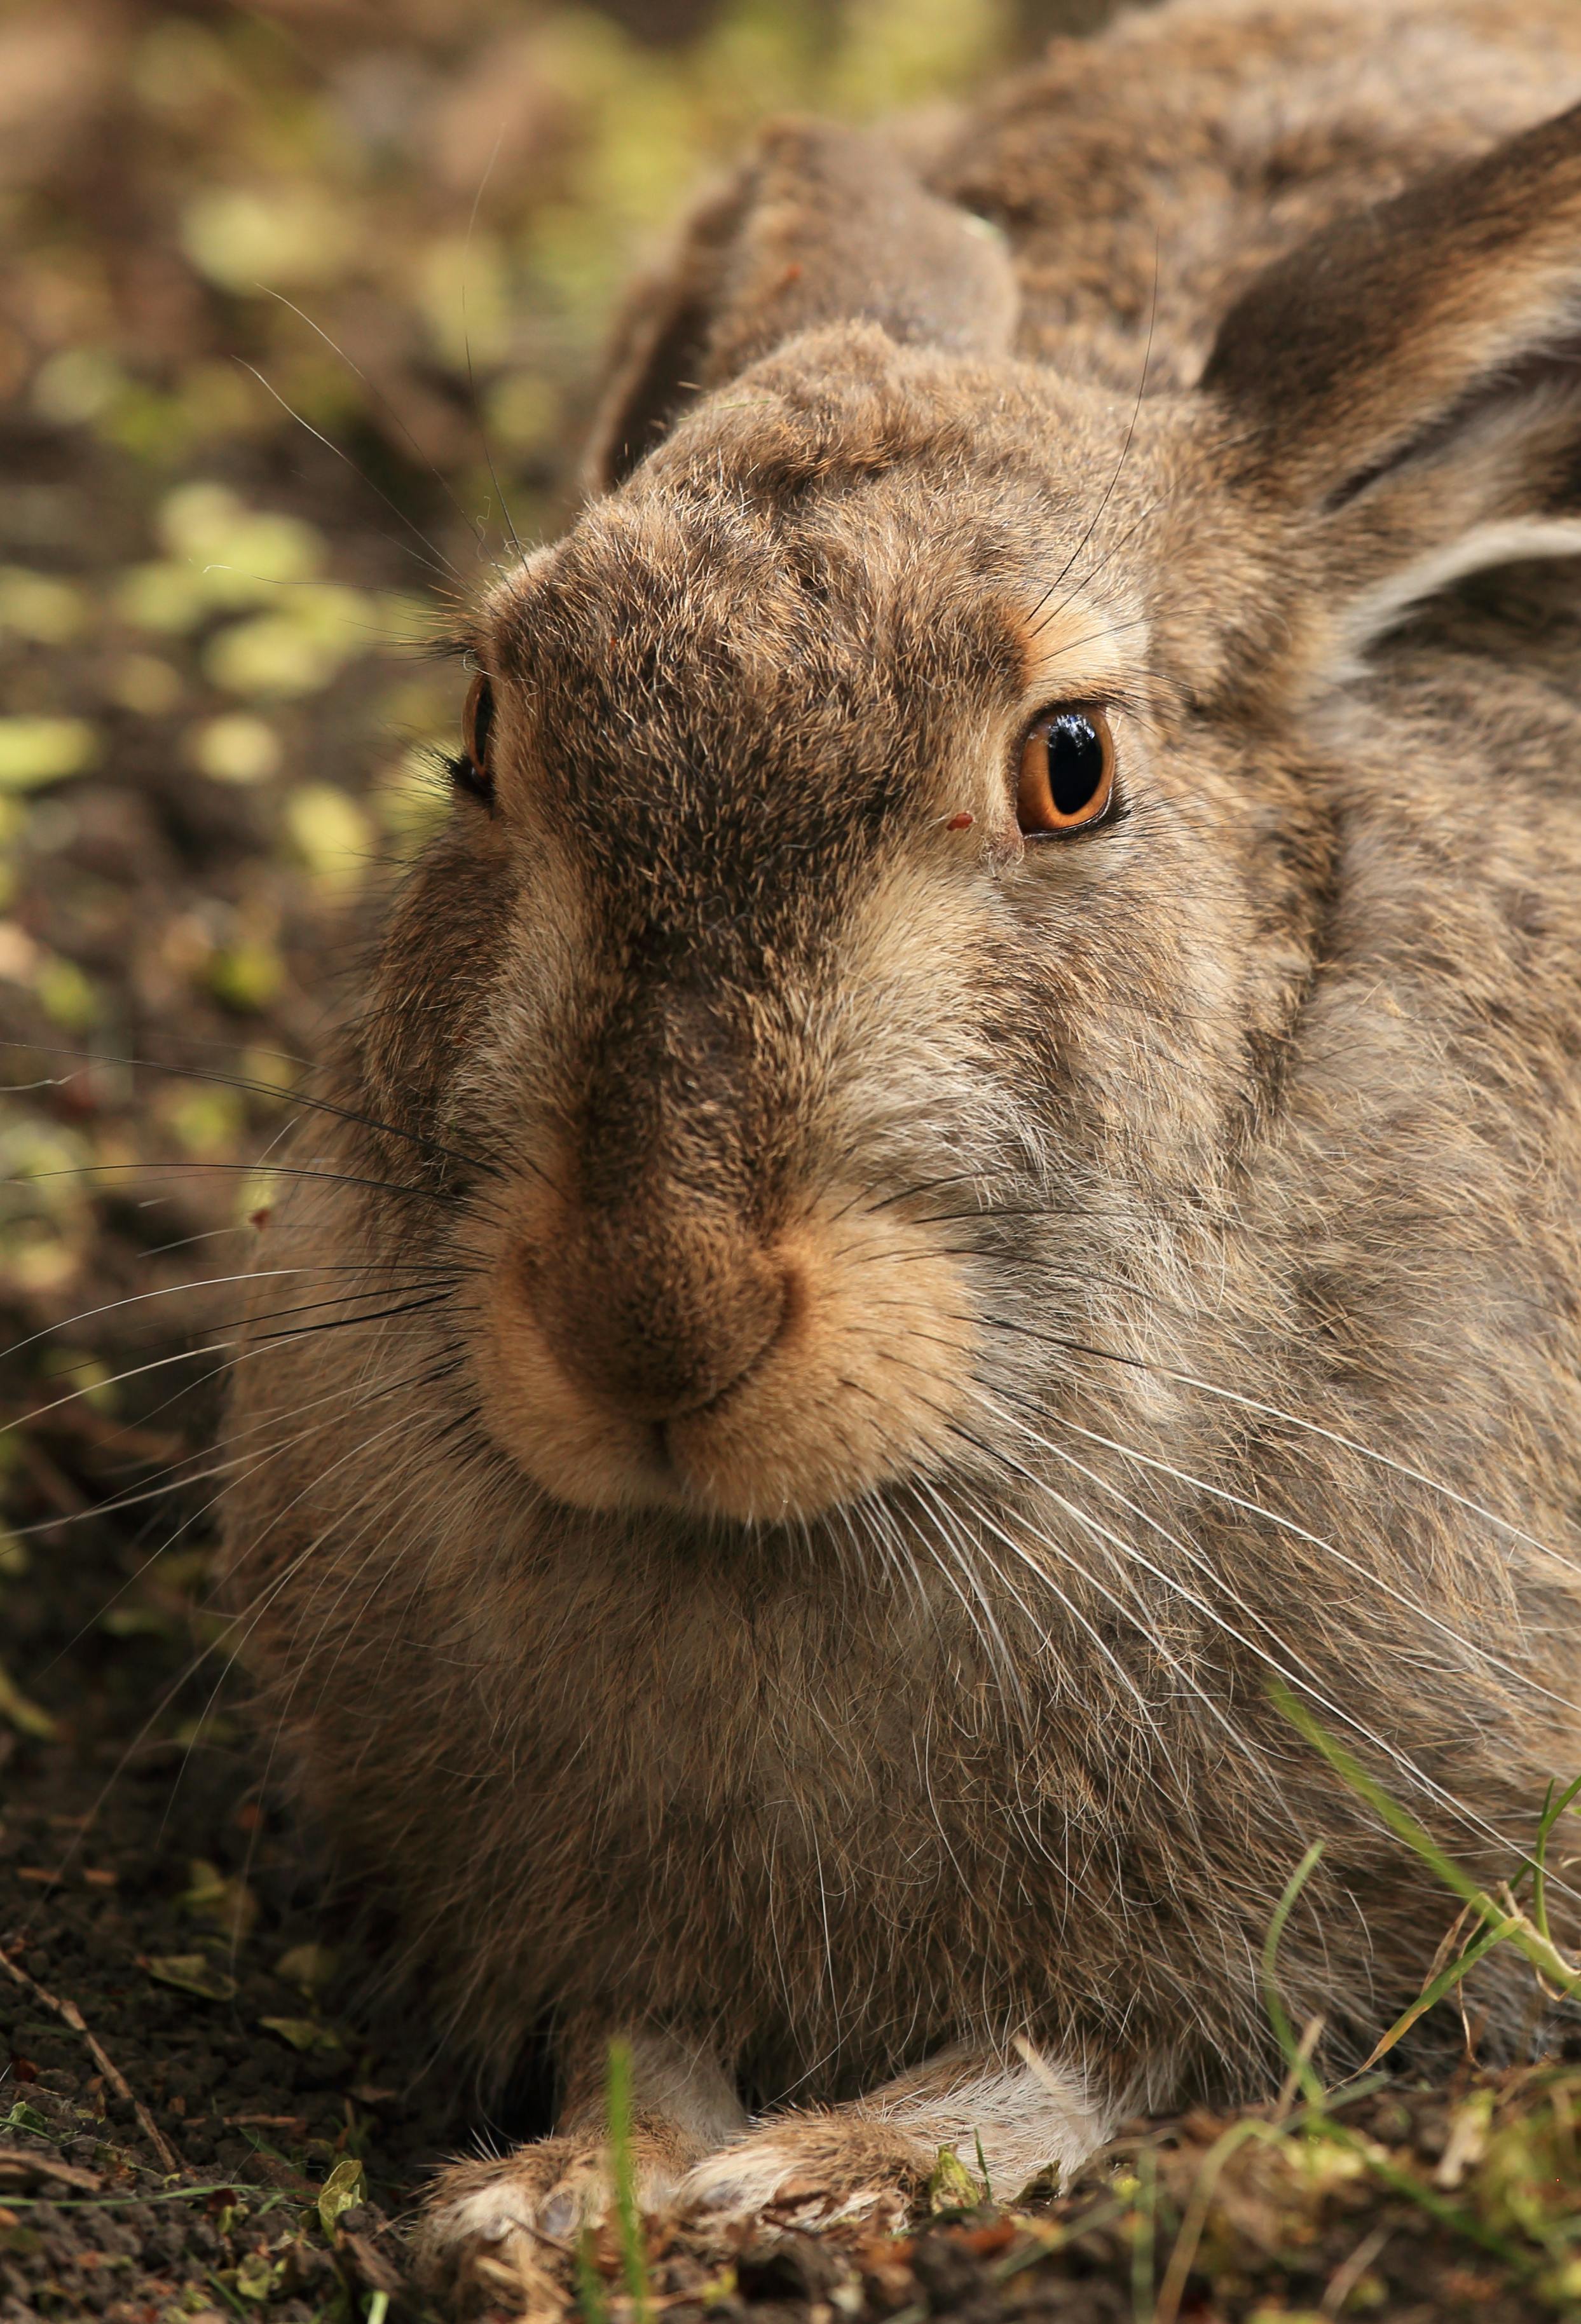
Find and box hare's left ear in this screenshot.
[1201,99,1581,684]
[585,118,1018,492]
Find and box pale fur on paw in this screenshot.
[678,2115,931,2229]
[416,2130,688,2305]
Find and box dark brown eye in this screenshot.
[453,671,495,805]
[1016,705,1115,836]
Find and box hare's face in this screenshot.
[362,100,1581,1530]
[382,342,1300,1526]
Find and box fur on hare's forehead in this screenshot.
[479,327,1153,887]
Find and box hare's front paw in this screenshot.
[680,2114,931,2229]
[416,2132,685,2307]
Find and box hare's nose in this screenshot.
[521,1203,790,1423]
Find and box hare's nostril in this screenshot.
[520,1215,789,1425]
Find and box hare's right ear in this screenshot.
[1200,99,1581,690]
[585,119,1018,493]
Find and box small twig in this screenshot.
[1,1943,182,2174]
[1011,2032,1078,2107]
[1320,2224,1390,2317]
[1154,2117,1280,2324]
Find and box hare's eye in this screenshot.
[1016,705,1115,837]
[451,673,496,806]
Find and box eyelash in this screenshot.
[446,749,492,805]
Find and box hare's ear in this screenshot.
[1201,99,1581,679]
[586,119,1018,492]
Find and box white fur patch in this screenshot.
[877,2051,1109,2192]
[1341,516,1581,670]
[680,2046,1112,2220]
[428,2150,611,2254]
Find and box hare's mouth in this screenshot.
[466,1187,977,1526]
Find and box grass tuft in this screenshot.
[605,2039,654,2324]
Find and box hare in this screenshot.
[222,0,1581,2294]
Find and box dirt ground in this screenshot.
[2,1,1580,2318]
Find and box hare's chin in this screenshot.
[470,1211,976,1525]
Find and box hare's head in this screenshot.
[362,106,1581,1529]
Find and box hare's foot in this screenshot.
[681,2045,1111,2227]
[680,2112,931,2229]
[416,2028,747,2309]
[414,2129,683,2306]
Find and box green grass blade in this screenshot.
[1262,1840,1325,2103]
[1272,1684,1581,2006]
[1130,2147,1157,2324]
[1531,1770,1581,1946]
[605,2039,652,2324]
[1360,1915,1515,2069]
[1270,1685,1480,1903]
[575,2225,611,2324]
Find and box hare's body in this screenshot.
[225,0,1581,2276]
[938,0,1581,387]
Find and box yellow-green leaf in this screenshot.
[317,2155,366,2236]
[0,717,100,791]
[926,2143,982,2214]
[182,1858,259,1941]
[259,2016,343,2054]
[145,1953,238,2003]
[0,568,88,645]
[275,1942,338,1993]
[181,187,355,293]
[190,713,280,785]
[0,1660,59,1740]
[204,613,345,699]
[206,941,286,1015]
[233,2247,280,2301]
[282,784,373,889]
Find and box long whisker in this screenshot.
[11,1357,460,1914]
[983,1309,1581,1585]
[231,359,462,585]
[1020,1400,1573,1716]
[952,1408,1566,1885]
[1024,226,1159,636]
[460,123,526,567]
[943,1398,1274,1798]
[938,1430,1174,1752]
[259,286,488,554]
[961,1395,1328,1806]
[10,1156,455,1206]
[900,1479,1033,1714]
[1,1261,475,1372]
[2,1037,500,1182]
[34,1342,488,1689]
[4,1288,468,1444]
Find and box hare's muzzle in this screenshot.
[523,1198,791,1424]
[470,1155,975,1526]
[463,968,978,1521]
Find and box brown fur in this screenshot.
[222,0,1581,2289]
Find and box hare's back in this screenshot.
[938,0,1581,390]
